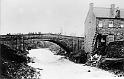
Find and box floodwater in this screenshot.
[27,48,117,79]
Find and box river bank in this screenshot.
[1,43,123,79]
[1,44,41,79]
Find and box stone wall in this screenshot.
[97,18,124,42]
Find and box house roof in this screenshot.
[93,7,124,18]
[120,9,124,18]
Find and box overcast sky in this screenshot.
[1,0,124,36]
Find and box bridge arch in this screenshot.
[0,34,84,55]
[41,39,71,53]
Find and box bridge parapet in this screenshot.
[0,34,84,54]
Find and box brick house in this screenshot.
[84,3,124,54]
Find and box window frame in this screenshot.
[98,21,103,28]
[108,20,114,28]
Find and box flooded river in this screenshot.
[27,48,116,79]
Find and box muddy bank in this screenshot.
[1,44,40,79]
[93,41,124,77]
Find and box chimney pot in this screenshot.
[89,3,94,12]
[89,3,94,8]
[110,4,115,18]
[111,4,115,9]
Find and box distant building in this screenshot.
[84,3,124,54]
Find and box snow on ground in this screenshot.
[27,48,118,79]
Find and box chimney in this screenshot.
[110,4,115,18]
[115,7,120,18]
[89,3,94,12]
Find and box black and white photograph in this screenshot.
[1,0,124,79]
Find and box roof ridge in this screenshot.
[94,7,110,9]
[93,7,124,18]
[120,9,124,11]
[94,7,124,11]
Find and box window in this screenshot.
[107,35,114,43]
[117,32,121,35]
[121,24,124,28]
[98,21,103,27]
[109,21,113,27]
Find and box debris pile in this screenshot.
[99,41,124,77]
[106,41,124,58]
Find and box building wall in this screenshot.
[84,6,96,53]
[96,18,124,43]
[84,3,124,54]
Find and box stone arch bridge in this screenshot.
[0,33,84,54]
